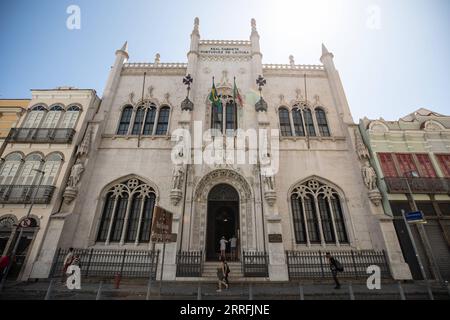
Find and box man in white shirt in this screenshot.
[219,236,228,260]
[229,235,237,261]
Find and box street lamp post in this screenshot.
[403,170,443,284]
[0,169,45,291]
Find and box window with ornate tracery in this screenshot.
[303,108,316,136]
[315,108,330,137]
[117,106,133,135]
[155,106,170,135]
[279,107,292,136]
[210,96,237,134]
[97,178,156,244]
[290,179,348,245]
[292,107,305,137]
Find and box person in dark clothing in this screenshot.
[326,252,342,289]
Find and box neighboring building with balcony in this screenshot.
[360,108,450,281]
[0,99,29,145]
[0,88,100,281]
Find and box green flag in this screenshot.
[208,78,222,112]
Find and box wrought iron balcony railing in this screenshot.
[384,177,450,194]
[0,185,56,204]
[7,128,76,144]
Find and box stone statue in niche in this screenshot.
[354,128,370,161]
[68,159,85,188]
[76,126,92,158]
[172,164,184,190]
[361,161,377,191]
[263,174,275,191]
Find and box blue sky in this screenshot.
[0,0,449,121]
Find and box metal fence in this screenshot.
[286,250,390,279]
[175,251,203,277]
[384,177,450,194]
[7,128,76,144]
[242,251,269,277]
[50,248,160,279]
[0,185,55,204]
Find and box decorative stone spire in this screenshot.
[154,53,160,64]
[192,17,200,36]
[251,18,258,36]
[320,43,334,61]
[289,55,295,67]
[115,41,129,59]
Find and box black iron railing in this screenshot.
[7,128,76,144]
[286,250,390,279]
[384,177,450,194]
[175,251,203,277]
[242,251,269,277]
[50,248,160,279]
[0,185,55,204]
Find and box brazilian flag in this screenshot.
[208,78,222,113]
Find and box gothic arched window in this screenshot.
[97,178,156,244]
[132,107,145,135]
[290,179,348,245]
[143,106,157,135]
[117,106,133,135]
[279,107,292,136]
[61,105,81,129]
[211,103,223,133]
[23,105,47,128]
[315,108,330,137]
[303,108,316,136]
[155,106,170,135]
[225,100,237,132]
[292,107,305,137]
[0,153,23,185]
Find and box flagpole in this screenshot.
[138,72,147,148]
[304,73,310,150]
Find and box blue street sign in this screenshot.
[405,211,426,223]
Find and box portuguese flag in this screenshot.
[233,77,244,107]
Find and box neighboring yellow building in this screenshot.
[0,99,29,138]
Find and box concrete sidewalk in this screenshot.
[1,279,449,300]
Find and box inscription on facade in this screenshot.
[199,47,250,55]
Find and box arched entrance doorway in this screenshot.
[206,184,239,261]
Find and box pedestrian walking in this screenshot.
[219,236,228,260]
[0,255,10,282]
[326,252,343,289]
[62,248,74,283]
[216,256,229,292]
[229,235,237,261]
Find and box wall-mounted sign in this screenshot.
[268,234,283,243]
[151,206,173,243]
[199,47,250,56]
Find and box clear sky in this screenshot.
[0,0,449,121]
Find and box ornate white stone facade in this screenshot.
[0,18,414,281]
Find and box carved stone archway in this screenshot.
[191,169,255,252]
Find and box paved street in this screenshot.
[1,279,449,300]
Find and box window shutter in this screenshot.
[415,154,437,177]
[378,153,398,177]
